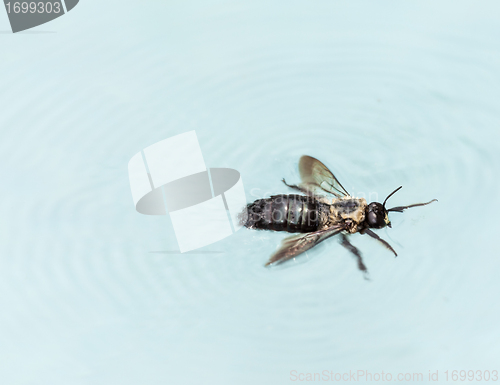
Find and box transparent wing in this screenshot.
[298,155,349,198]
[265,225,345,266]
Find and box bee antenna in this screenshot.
[383,186,403,209]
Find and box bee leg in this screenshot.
[364,229,398,257]
[282,178,309,194]
[340,234,368,276]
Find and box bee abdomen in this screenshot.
[243,194,327,233]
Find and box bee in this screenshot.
[243,155,437,273]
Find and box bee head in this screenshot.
[366,202,390,229]
[366,186,403,229]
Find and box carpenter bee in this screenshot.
[243,155,437,273]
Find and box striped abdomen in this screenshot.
[243,194,329,233]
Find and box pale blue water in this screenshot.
[1,1,499,384]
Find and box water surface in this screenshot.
[0,1,499,384]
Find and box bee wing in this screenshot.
[265,225,345,266]
[298,155,350,198]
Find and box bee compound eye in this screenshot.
[367,211,378,226]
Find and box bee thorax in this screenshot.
[328,197,367,233]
